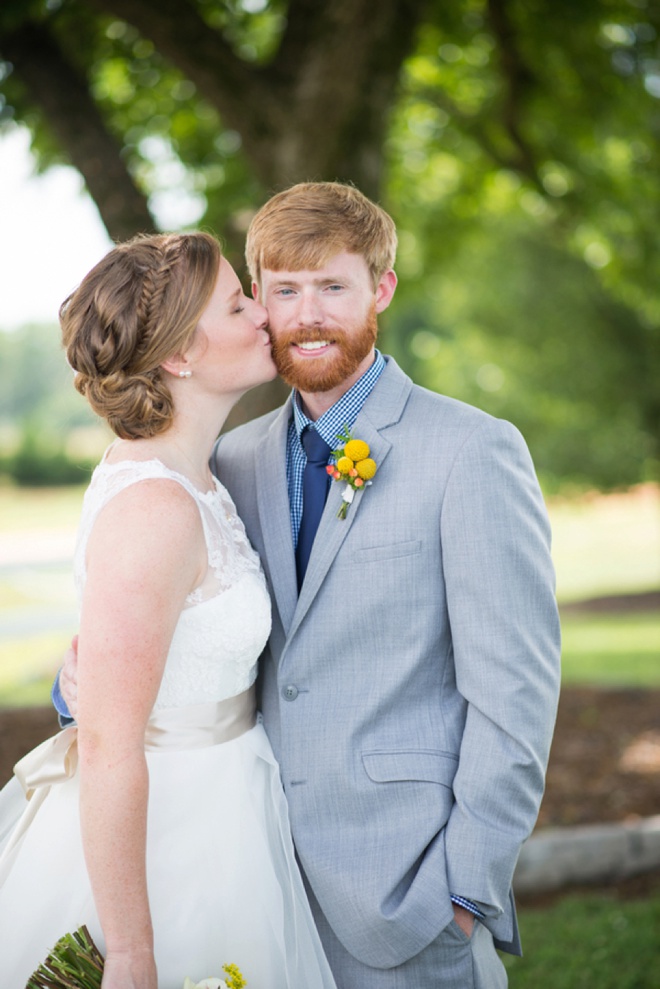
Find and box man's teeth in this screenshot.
[298,341,329,351]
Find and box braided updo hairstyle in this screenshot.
[60,232,222,439]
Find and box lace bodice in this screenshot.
[74,458,271,710]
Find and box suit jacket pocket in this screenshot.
[362,749,458,787]
[341,539,422,566]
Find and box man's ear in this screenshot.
[375,269,397,315]
[252,280,261,302]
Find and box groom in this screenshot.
[210,182,561,987]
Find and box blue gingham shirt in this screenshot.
[286,350,386,547]
[286,349,486,922]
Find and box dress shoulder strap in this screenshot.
[72,457,210,598]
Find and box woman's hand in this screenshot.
[101,948,157,989]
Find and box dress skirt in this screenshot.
[0,715,336,989]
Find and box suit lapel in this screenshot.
[255,398,298,635]
[288,358,413,642]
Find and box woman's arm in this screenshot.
[75,479,206,989]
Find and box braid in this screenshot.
[134,238,186,369]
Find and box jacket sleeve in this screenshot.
[441,416,561,922]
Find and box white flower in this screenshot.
[182,978,228,989]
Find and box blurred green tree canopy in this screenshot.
[1,0,659,490]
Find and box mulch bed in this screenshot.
[2,685,659,822]
[2,685,659,902]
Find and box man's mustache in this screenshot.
[272,326,347,347]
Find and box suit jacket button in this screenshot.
[282,684,299,701]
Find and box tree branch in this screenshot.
[486,0,542,186]
[416,84,546,195]
[0,20,155,240]
[90,0,278,143]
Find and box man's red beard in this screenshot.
[269,304,378,393]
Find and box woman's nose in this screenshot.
[253,301,269,328]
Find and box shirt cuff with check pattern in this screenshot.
[450,895,486,919]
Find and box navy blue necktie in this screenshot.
[296,426,331,589]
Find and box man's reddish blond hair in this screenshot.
[245,182,397,288]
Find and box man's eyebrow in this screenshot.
[269,276,298,287]
[269,275,348,287]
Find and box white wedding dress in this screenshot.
[0,458,336,989]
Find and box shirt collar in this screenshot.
[292,350,386,449]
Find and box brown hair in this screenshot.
[245,182,397,288]
[60,232,221,439]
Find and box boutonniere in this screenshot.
[326,428,378,519]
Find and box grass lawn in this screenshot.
[505,889,660,988]
[0,481,658,706]
[0,483,86,531]
[549,484,659,604]
[560,613,660,686]
[0,631,71,707]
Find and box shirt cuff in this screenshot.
[450,895,486,919]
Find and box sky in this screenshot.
[0,126,113,331]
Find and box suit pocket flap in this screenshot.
[362,750,458,786]
[355,539,422,564]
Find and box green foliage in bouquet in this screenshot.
[28,924,248,989]
[27,926,103,989]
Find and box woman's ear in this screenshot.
[160,354,192,379]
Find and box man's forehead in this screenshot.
[260,251,370,284]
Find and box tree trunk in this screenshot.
[92,0,429,197]
[2,0,429,428]
[1,21,156,242]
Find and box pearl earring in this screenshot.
[178,370,192,379]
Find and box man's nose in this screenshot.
[296,290,323,326]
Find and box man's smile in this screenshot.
[295,340,332,353]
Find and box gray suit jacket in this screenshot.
[211,357,561,969]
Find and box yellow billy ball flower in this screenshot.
[356,458,377,480]
[336,456,354,473]
[344,439,370,461]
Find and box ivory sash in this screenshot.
[0,687,257,886]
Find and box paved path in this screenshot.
[515,815,660,893]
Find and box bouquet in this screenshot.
[27,926,246,988]
[27,927,103,988]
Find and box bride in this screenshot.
[0,233,336,989]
